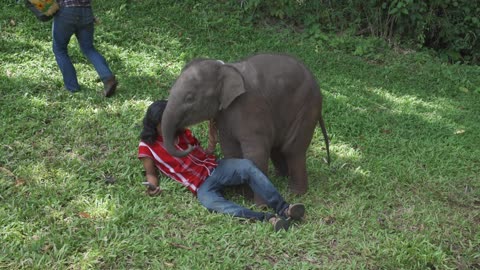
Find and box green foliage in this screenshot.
[240,0,307,21]
[239,0,480,64]
[384,0,480,63]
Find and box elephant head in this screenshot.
[161,59,246,157]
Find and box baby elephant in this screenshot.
[161,53,330,200]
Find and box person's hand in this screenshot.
[143,182,162,196]
[146,186,162,196]
[205,145,215,155]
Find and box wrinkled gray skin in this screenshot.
[161,54,330,198]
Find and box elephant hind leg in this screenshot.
[271,148,289,177]
[282,105,318,195]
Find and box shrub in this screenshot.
[238,0,480,64]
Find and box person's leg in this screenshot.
[237,159,305,220]
[75,22,113,82]
[75,17,117,97]
[224,158,291,216]
[52,14,79,92]
[197,171,274,221]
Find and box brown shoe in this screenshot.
[285,203,305,220]
[103,75,118,97]
[269,216,289,232]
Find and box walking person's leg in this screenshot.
[76,20,117,97]
[76,23,112,81]
[52,15,79,92]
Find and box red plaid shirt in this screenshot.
[58,0,91,7]
[138,129,217,195]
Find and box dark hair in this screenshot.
[140,100,168,144]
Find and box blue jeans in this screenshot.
[52,7,113,92]
[197,158,290,221]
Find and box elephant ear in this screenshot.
[218,65,246,110]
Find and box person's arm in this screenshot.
[205,120,218,155]
[142,157,162,196]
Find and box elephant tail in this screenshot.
[318,113,331,165]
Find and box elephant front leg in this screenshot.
[218,134,255,201]
[241,144,271,206]
[286,154,308,195]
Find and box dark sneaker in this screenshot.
[270,216,290,232]
[103,75,118,97]
[285,203,305,220]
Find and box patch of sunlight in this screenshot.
[329,90,370,113]
[307,145,329,164]
[311,126,362,160]
[80,249,103,268]
[4,60,55,77]
[308,137,363,175]
[69,249,102,270]
[133,98,155,108]
[54,168,81,184]
[29,96,50,107]
[90,99,156,121]
[22,162,51,185]
[43,204,68,223]
[17,159,76,187]
[116,47,183,76]
[352,165,371,178]
[1,221,28,243]
[330,143,362,160]
[71,196,117,220]
[370,87,451,111]
[74,105,100,116]
[329,91,350,103]
[368,87,455,124]
[103,99,149,113]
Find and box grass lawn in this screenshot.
[1,1,479,269]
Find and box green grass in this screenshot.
[1,1,479,269]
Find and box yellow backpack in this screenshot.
[25,0,59,21]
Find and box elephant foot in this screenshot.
[289,184,307,195]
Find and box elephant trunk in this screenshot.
[161,108,193,158]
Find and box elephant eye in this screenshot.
[184,93,195,103]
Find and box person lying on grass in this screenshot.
[138,100,305,232]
